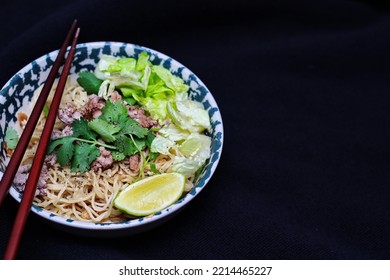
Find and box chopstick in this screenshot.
[2,25,80,260]
[0,19,78,206]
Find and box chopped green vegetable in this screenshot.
[43,103,50,117]
[77,72,104,94]
[149,162,160,174]
[4,127,19,150]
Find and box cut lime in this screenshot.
[113,173,185,216]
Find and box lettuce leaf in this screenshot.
[178,133,211,162]
[158,123,190,142]
[150,135,175,155]
[93,52,193,123]
[167,100,210,133]
[172,156,203,176]
[151,66,189,94]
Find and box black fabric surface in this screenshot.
[0,0,389,260]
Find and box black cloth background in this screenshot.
[0,0,389,260]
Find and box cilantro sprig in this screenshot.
[48,100,155,173]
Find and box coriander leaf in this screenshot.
[71,143,100,173]
[131,136,146,153]
[146,130,155,149]
[100,99,128,124]
[72,118,97,140]
[114,134,132,155]
[111,151,126,161]
[48,136,76,166]
[5,127,19,150]
[121,118,149,138]
[77,72,104,94]
[88,118,121,142]
[115,134,145,156]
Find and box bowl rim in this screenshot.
[0,41,224,231]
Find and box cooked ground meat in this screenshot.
[81,94,105,120]
[91,146,114,171]
[14,154,57,196]
[36,154,57,195]
[128,106,158,128]
[13,165,31,193]
[51,125,73,139]
[110,91,122,102]
[58,104,81,125]
[129,154,140,171]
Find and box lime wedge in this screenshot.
[113,173,185,216]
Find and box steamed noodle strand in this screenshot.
[19,80,194,223]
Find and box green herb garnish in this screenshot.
[48,100,152,173]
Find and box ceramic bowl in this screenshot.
[0,41,223,237]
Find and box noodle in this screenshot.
[18,80,195,223]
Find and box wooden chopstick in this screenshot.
[0,19,78,206]
[3,27,80,260]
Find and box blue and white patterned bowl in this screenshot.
[0,41,223,237]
